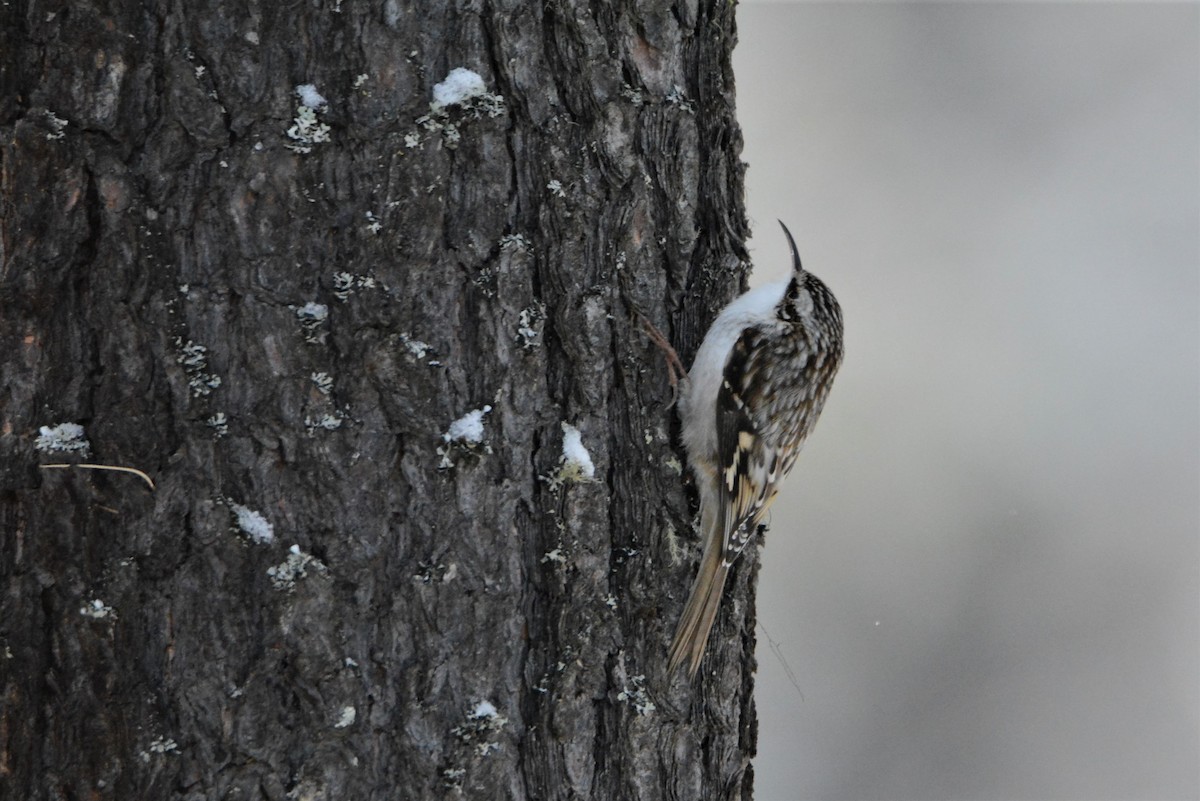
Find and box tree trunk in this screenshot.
[0,1,754,798]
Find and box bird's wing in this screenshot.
[714,327,807,564]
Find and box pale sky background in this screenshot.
[733,4,1199,800]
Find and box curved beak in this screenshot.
[777,220,804,276]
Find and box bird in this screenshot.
[667,221,844,677]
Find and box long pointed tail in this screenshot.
[667,525,730,678]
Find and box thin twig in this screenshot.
[758,620,806,703]
[39,463,156,491]
[636,312,688,407]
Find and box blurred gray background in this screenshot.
[734,4,1199,800]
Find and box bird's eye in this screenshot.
[785,279,803,306]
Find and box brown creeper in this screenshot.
[668,221,844,677]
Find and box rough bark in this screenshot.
[0,1,754,799]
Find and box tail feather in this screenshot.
[667,527,730,678]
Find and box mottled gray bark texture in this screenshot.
[0,1,756,798]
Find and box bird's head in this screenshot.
[776,221,843,334]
